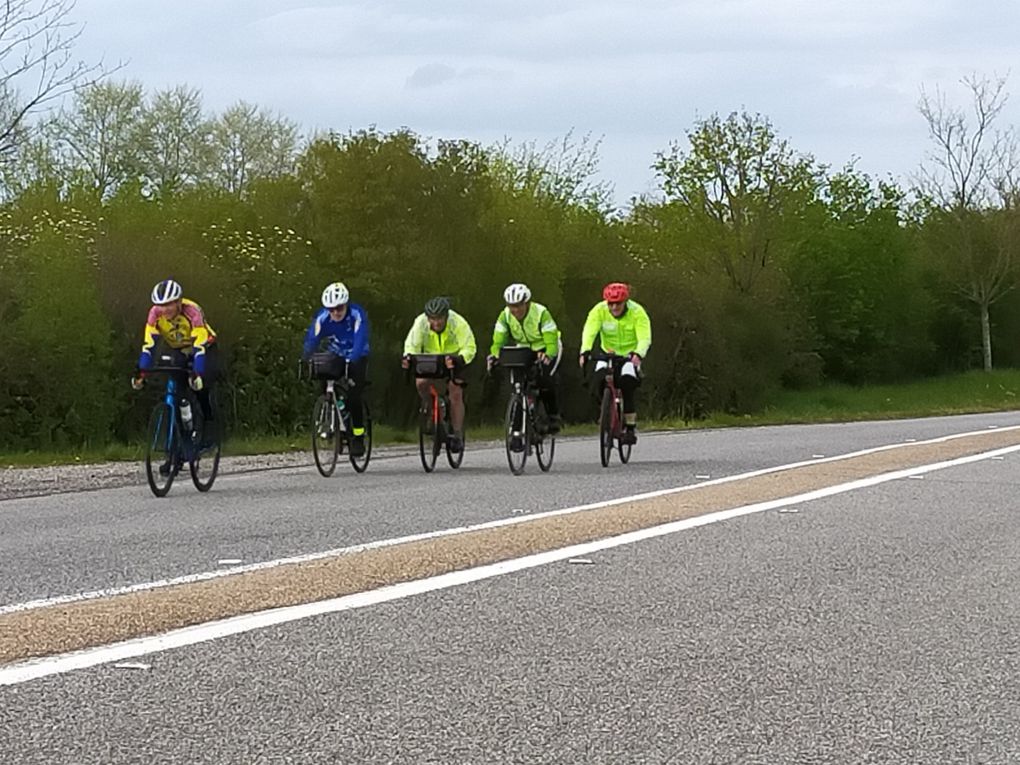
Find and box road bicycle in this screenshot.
[493,346,555,476]
[590,353,633,468]
[142,350,221,497]
[305,352,372,477]
[407,353,465,473]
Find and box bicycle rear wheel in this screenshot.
[505,394,528,475]
[534,400,555,473]
[445,413,464,469]
[618,424,632,463]
[349,402,372,473]
[145,402,181,497]
[599,388,614,468]
[312,394,339,477]
[189,402,222,492]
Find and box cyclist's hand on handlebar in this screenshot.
[189,374,204,391]
[401,355,410,370]
[578,352,589,369]
[629,352,643,369]
[444,355,456,370]
[130,375,145,391]
[485,354,497,372]
[537,351,549,365]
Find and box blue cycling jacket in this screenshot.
[302,302,370,361]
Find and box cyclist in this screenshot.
[401,296,476,454]
[131,278,219,465]
[301,281,371,457]
[578,282,652,445]
[486,282,563,438]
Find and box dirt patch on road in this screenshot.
[2,429,1019,665]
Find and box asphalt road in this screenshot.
[3,412,1020,607]
[2,413,1020,763]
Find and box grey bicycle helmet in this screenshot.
[424,296,450,317]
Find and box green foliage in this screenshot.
[0,206,116,449]
[3,104,1020,453]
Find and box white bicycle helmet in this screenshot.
[151,279,183,305]
[503,283,531,305]
[321,281,350,308]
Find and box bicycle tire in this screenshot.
[599,388,614,468]
[445,398,464,469]
[534,399,555,472]
[504,394,527,475]
[616,394,632,464]
[312,394,339,477]
[145,402,180,497]
[349,402,372,473]
[189,402,222,492]
[419,398,440,473]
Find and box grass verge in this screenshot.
[4,369,1020,468]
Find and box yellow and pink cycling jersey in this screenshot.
[138,298,217,375]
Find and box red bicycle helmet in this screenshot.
[602,282,630,303]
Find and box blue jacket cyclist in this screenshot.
[302,281,371,456]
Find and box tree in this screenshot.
[50,80,144,196]
[652,111,822,293]
[208,101,300,195]
[916,74,1020,370]
[135,85,212,195]
[489,130,612,213]
[0,0,105,158]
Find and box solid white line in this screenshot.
[3,423,1019,617]
[3,440,1020,686]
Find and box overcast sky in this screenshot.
[68,0,1019,206]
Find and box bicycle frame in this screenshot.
[150,376,179,460]
[323,378,352,434]
[592,354,632,467]
[509,367,541,428]
[604,370,624,439]
[428,382,444,430]
[156,376,193,459]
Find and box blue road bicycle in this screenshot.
[142,350,222,497]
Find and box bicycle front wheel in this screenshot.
[599,388,614,468]
[145,402,181,497]
[505,394,528,476]
[534,400,555,473]
[312,394,339,477]
[419,399,440,473]
[349,402,372,473]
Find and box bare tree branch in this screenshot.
[916,73,1020,370]
[0,0,108,159]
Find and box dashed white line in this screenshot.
[3,438,1020,686]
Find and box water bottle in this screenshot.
[337,397,350,432]
[180,399,193,431]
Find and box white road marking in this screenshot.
[3,439,1020,687]
[3,424,1019,618]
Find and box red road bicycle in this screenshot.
[590,354,633,468]
[407,353,465,473]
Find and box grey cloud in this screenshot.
[406,63,457,89]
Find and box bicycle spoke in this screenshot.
[312,394,339,477]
